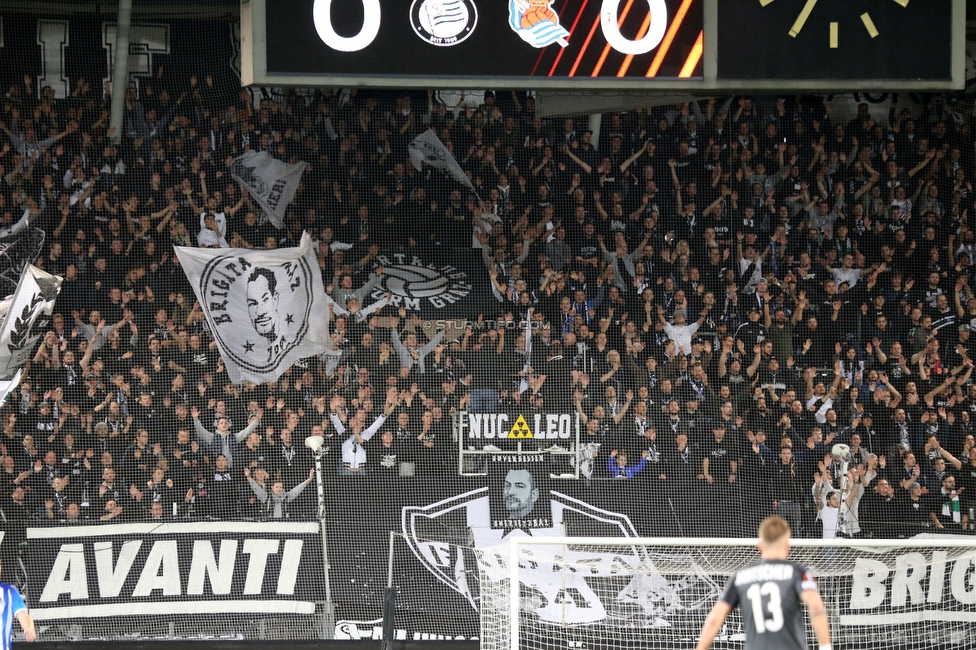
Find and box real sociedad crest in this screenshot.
[507,0,569,48]
[410,0,478,46]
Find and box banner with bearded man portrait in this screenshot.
[176,233,334,384]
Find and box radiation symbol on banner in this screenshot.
[507,414,534,439]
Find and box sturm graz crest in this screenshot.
[199,253,313,373]
[410,0,478,46]
[401,488,721,627]
[382,266,451,299]
[373,253,473,311]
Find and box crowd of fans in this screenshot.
[0,68,975,553]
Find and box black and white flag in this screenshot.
[230,150,307,229]
[0,369,22,409]
[175,233,334,384]
[408,129,474,191]
[0,264,62,377]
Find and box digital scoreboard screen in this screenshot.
[257,0,703,82]
[241,0,964,91]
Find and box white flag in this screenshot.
[0,265,62,378]
[408,129,474,191]
[230,150,307,229]
[0,369,23,409]
[175,233,334,384]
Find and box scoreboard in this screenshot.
[718,0,955,83]
[240,0,965,90]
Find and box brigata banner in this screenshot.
[839,546,976,627]
[176,233,335,385]
[26,521,324,621]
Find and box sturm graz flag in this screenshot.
[371,248,492,320]
[176,233,334,384]
[408,129,475,191]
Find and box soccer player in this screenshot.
[0,559,35,646]
[695,516,831,650]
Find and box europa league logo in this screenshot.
[410,0,478,46]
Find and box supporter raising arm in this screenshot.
[390,314,446,374]
[191,405,263,468]
[71,310,129,352]
[331,396,398,475]
[606,449,647,479]
[0,116,77,157]
[0,206,40,239]
[329,266,385,307]
[244,466,314,519]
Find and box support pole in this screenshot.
[314,452,336,639]
[381,532,398,650]
[387,531,396,589]
[588,113,603,153]
[108,0,133,144]
[381,586,397,650]
[837,458,850,532]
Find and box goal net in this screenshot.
[475,536,976,650]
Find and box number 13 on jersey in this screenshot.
[746,581,784,633]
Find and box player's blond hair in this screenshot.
[758,516,791,546]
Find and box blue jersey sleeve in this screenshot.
[4,584,26,616]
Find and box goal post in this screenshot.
[473,536,976,650]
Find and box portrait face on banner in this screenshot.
[489,453,552,530]
[205,259,311,369]
[176,233,332,385]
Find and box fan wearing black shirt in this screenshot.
[701,422,739,536]
[169,332,218,376]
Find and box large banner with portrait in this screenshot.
[488,453,553,531]
[176,233,335,384]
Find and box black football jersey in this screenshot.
[720,559,817,650]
